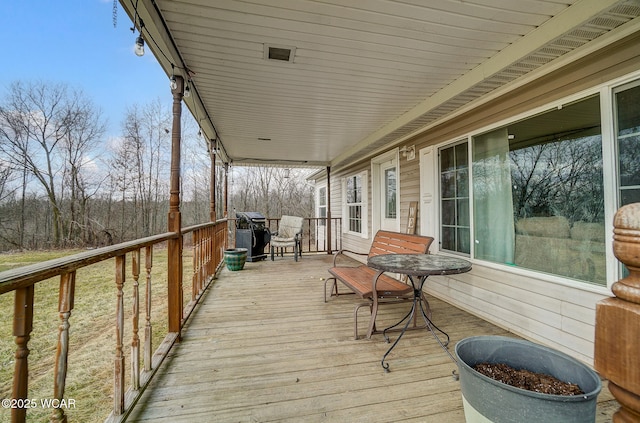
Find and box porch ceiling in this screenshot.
[120,0,640,169]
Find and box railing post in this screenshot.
[12,285,34,423]
[114,254,126,415]
[144,246,153,372]
[131,249,141,390]
[224,163,229,218]
[595,203,640,422]
[51,271,76,423]
[210,140,216,222]
[168,75,184,336]
[326,166,332,254]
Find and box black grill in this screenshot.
[235,212,271,262]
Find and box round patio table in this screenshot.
[367,254,472,371]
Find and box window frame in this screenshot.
[438,141,470,256]
[342,170,368,238]
[316,184,327,226]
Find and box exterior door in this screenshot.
[379,158,398,231]
[419,146,437,246]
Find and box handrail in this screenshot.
[0,232,177,295]
[0,220,228,423]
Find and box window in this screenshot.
[472,95,605,284]
[343,171,368,237]
[384,168,397,219]
[614,82,640,207]
[317,186,327,226]
[439,142,470,254]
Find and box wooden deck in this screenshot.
[127,254,618,422]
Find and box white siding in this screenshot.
[426,264,605,365]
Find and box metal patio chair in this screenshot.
[270,215,304,261]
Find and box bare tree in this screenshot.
[108,99,171,238]
[0,80,106,247]
[229,166,315,218]
[59,92,107,244]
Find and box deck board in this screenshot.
[128,254,616,422]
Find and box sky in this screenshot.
[0,0,170,141]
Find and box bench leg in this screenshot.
[354,301,374,340]
[365,298,379,339]
[323,277,337,302]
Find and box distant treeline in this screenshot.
[0,80,315,252]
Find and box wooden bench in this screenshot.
[323,230,434,339]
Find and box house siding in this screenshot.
[399,157,420,234]
[408,32,640,365]
[319,31,640,365]
[331,162,372,258]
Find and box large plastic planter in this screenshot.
[455,336,601,423]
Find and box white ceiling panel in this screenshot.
[120,0,640,168]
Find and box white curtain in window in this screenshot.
[473,128,515,264]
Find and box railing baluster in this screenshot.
[131,249,141,390]
[144,246,153,372]
[12,285,34,423]
[51,271,76,423]
[208,225,214,276]
[114,254,126,415]
[202,228,208,291]
[192,230,199,301]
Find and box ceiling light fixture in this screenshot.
[131,9,144,57]
[170,64,178,90]
[134,35,145,56]
[399,145,416,161]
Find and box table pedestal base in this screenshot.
[380,278,457,371]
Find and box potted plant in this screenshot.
[223,247,248,271]
[455,336,601,423]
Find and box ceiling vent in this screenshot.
[264,44,296,63]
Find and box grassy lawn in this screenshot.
[0,247,195,422]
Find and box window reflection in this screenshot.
[473,95,606,284]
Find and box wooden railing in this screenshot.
[0,219,228,423]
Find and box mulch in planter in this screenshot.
[473,362,585,396]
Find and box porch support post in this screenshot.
[595,203,640,422]
[326,166,332,254]
[209,139,216,222]
[167,75,184,336]
[224,163,229,218]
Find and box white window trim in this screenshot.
[371,149,400,234]
[434,140,471,258]
[316,183,327,226]
[342,170,368,238]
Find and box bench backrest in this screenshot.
[368,230,434,258]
